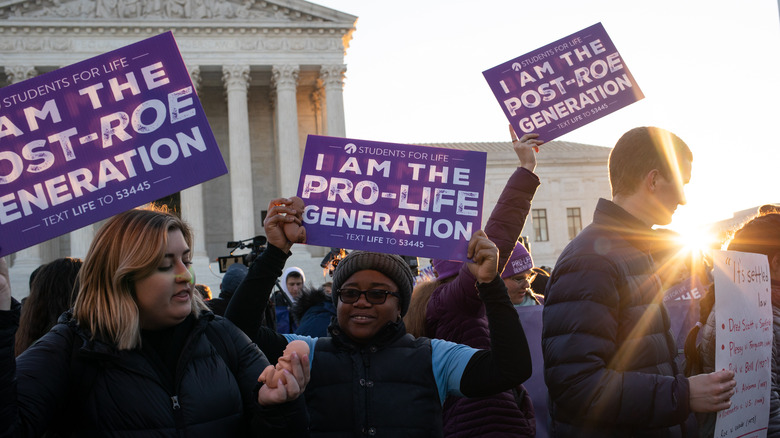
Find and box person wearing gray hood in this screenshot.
[274,266,305,333]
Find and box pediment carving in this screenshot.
[1,0,346,23]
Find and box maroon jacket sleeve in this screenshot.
[484,167,540,274]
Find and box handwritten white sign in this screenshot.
[713,250,772,438]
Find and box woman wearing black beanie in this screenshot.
[225,197,532,437]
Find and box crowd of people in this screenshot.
[1,125,778,437]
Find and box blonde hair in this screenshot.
[403,280,439,338]
[73,206,208,350]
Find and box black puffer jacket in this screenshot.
[542,199,691,438]
[308,321,442,437]
[1,303,294,437]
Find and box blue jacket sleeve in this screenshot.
[542,254,690,429]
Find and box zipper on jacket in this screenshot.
[171,394,185,430]
[170,317,208,430]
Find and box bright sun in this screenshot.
[671,226,719,254]
[667,200,725,253]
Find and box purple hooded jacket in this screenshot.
[426,166,540,437]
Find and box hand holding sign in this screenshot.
[509,125,543,172]
[689,369,737,413]
[297,135,486,261]
[484,23,643,142]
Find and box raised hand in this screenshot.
[263,197,305,253]
[509,125,543,173]
[466,230,499,283]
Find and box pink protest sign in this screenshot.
[297,135,486,261]
[713,250,772,437]
[0,32,226,257]
[483,22,643,142]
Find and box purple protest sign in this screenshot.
[483,22,643,143]
[297,135,486,261]
[0,32,226,257]
[663,275,706,303]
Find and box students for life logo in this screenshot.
[344,143,357,154]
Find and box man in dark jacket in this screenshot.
[542,126,736,437]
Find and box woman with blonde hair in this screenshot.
[403,280,439,338]
[0,206,308,437]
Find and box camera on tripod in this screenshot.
[217,235,267,273]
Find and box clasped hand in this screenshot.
[466,230,499,283]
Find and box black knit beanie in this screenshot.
[331,251,414,316]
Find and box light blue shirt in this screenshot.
[283,333,477,403]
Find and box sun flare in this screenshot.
[673,227,719,254]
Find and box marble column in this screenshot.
[6,66,43,299]
[181,66,215,289]
[271,64,301,198]
[5,65,37,84]
[188,65,202,93]
[272,64,316,262]
[320,64,347,138]
[222,65,255,242]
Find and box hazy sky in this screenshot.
[310,0,780,235]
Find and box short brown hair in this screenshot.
[73,206,208,350]
[608,127,692,197]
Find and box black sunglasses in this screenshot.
[337,288,400,305]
